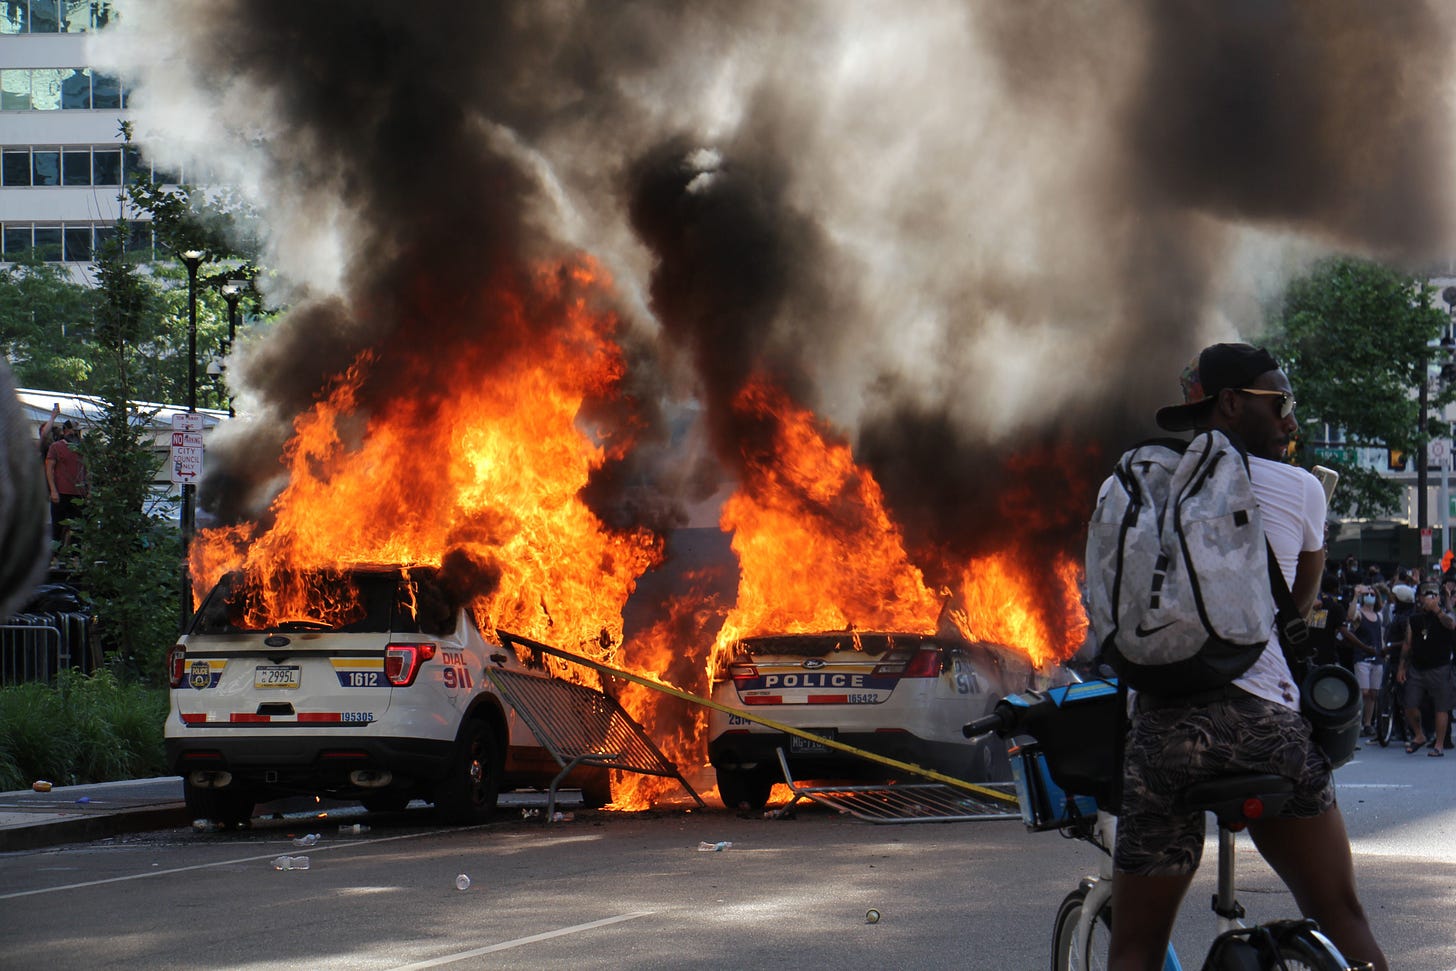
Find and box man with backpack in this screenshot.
[1099,343,1386,971]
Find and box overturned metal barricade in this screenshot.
[484,660,705,820]
[774,749,1020,824]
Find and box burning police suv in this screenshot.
[707,631,1049,811]
[165,565,610,825]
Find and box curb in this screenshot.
[0,804,192,853]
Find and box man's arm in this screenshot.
[1291,548,1325,618]
[44,451,58,501]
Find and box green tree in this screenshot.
[0,254,98,390]
[71,226,181,681]
[1261,256,1455,518]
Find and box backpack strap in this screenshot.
[1267,541,1312,678]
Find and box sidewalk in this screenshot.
[0,777,189,853]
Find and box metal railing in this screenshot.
[1,623,64,685]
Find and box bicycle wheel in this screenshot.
[1374,699,1394,748]
[1050,885,1111,971]
[1270,924,1355,971]
[1203,920,1352,971]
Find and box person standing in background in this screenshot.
[1398,585,1456,757]
[1343,583,1386,736]
[44,420,87,555]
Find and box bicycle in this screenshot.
[1371,659,1404,749]
[963,679,1370,971]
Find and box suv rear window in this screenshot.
[190,568,457,636]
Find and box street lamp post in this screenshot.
[219,280,242,418]
[179,249,204,631]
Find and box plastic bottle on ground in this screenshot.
[271,855,311,871]
[292,833,321,847]
[697,840,732,852]
[339,823,369,834]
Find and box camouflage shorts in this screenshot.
[1114,693,1334,876]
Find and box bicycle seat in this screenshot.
[1170,772,1296,824]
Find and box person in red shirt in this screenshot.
[44,421,87,552]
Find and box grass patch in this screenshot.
[0,670,168,791]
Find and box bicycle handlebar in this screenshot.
[962,701,1018,738]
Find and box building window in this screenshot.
[32,225,62,261]
[122,145,144,183]
[62,225,91,261]
[93,148,120,185]
[29,0,59,32]
[31,148,59,186]
[92,72,121,108]
[1,69,31,111]
[30,148,59,185]
[62,149,90,185]
[93,222,116,254]
[1,149,30,186]
[29,69,65,110]
[3,225,31,257]
[60,68,91,109]
[125,221,151,259]
[63,1,107,31]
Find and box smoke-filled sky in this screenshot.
[92,0,1456,565]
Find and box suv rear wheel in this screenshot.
[716,765,778,811]
[184,779,255,828]
[360,793,411,814]
[433,719,500,824]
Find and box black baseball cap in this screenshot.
[1156,342,1282,432]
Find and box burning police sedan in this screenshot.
[707,630,1056,811]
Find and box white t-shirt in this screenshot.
[1233,456,1328,709]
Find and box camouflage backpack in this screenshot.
[1086,430,1274,694]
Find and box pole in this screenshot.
[179,250,203,632]
[1442,453,1450,563]
[1418,366,1429,532]
[220,282,241,418]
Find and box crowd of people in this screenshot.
[1309,554,1456,756]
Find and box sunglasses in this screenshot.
[1234,388,1296,419]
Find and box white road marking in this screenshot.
[0,827,467,900]
[388,912,656,969]
[1336,783,1411,789]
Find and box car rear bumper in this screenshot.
[166,734,457,792]
[708,729,979,780]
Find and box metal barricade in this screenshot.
[485,666,706,818]
[774,749,1022,824]
[0,623,63,685]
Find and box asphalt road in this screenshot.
[0,742,1453,970]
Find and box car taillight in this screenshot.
[167,644,186,688]
[872,646,943,678]
[385,642,437,686]
[730,662,759,682]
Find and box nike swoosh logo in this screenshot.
[1135,621,1175,637]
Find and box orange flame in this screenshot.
[192,259,661,660]
[709,380,944,672]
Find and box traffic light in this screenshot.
[1388,448,1409,471]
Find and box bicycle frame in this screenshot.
[1069,811,1183,971]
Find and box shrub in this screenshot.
[0,670,168,790]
